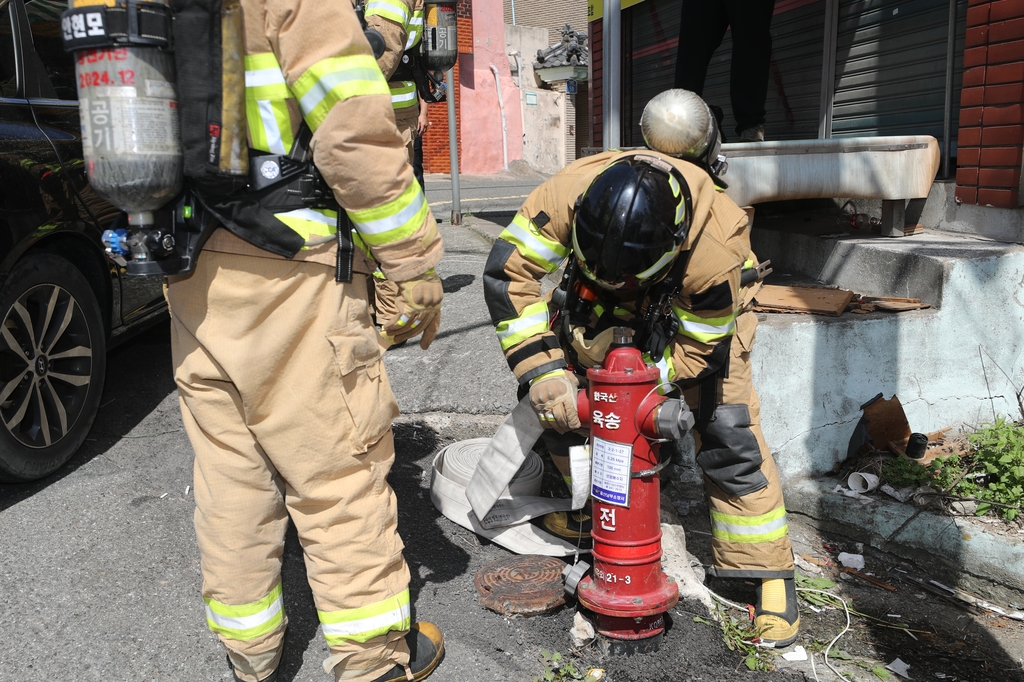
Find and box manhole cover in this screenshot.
[474,555,567,616]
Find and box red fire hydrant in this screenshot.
[569,327,694,652]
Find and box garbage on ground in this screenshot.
[847,471,879,493]
[570,612,596,647]
[837,552,865,570]
[753,283,930,317]
[881,484,914,503]
[886,657,912,679]
[781,645,808,661]
[839,567,897,592]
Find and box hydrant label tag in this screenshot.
[591,437,632,507]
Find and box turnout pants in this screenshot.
[681,309,794,578]
[167,252,411,682]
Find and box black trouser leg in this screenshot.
[724,0,776,134]
[413,134,425,190]
[673,0,730,94]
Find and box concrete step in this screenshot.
[748,219,1024,481]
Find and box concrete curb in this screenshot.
[786,478,1024,601]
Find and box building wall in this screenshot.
[954,0,1024,208]
[421,1,474,173]
[460,0,525,174]
[503,0,587,47]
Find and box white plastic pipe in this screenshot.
[489,64,508,170]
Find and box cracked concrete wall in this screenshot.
[753,251,1024,481]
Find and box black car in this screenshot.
[0,0,167,482]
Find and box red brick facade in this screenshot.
[421,1,473,173]
[956,0,1024,208]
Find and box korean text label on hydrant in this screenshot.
[591,436,632,507]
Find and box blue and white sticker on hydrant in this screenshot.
[591,436,632,507]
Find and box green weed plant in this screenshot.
[880,417,1024,520]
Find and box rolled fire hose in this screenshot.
[430,439,583,556]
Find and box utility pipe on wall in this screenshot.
[490,64,509,170]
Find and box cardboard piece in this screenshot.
[753,284,854,316]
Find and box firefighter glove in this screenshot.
[381,269,444,349]
[529,370,581,433]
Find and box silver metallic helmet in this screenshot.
[640,89,727,185]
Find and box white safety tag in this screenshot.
[568,444,591,510]
[591,437,632,508]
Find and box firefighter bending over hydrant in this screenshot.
[483,89,800,647]
[167,2,443,681]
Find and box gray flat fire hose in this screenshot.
[429,397,585,556]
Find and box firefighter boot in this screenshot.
[369,622,445,682]
[754,578,800,647]
[542,500,592,541]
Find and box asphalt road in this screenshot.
[424,171,546,219]
[6,168,1024,682]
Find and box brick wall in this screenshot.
[422,1,474,173]
[955,0,1024,207]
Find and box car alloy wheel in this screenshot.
[0,254,106,482]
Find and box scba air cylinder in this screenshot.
[421,0,458,72]
[63,0,182,261]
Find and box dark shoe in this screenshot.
[739,124,765,142]
[370,622,445,682]
[542,508,592,541]
[754,578,800,647]
[227,654,278,682]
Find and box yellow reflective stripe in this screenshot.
[274,208,338,246]
[743,258,755,270]
[349,181,428,246]
[499,214,569,273]
[642,348,675,394]
[635,247,678,282]
[390,81,418,108]
[405,12,424,49]
[710,507,788,544]
[319,590,411,644]
[352,230,374,261]
[205,583,284,641]
[247,98,292,155]
[244,53,295,154]
[293,54,390,131]
[496,301,550,351]
[673,306,736,344]
[244,53,289,99]
[365,0,411,26]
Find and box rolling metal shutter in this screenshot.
[702,1,827,140]
[621,0,682,147]
[620,1,827,144]
[831,0,966,148]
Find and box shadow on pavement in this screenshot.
[0,319,177,512]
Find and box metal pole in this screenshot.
[817,0,839,139]
[942,0,957,179]
[446,67,462,225]
[602,0,621,149]
[510,0,516,25]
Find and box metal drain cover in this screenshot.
[475,555,568,616]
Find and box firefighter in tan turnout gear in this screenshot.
[483,89,800,647]
[363,0,426,332]
[166,2,445,681]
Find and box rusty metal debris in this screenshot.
[474,555,567,616]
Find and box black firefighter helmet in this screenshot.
[572,154,692,293]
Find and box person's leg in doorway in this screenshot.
[724,0,776,139]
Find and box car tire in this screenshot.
[0,253,107,482]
